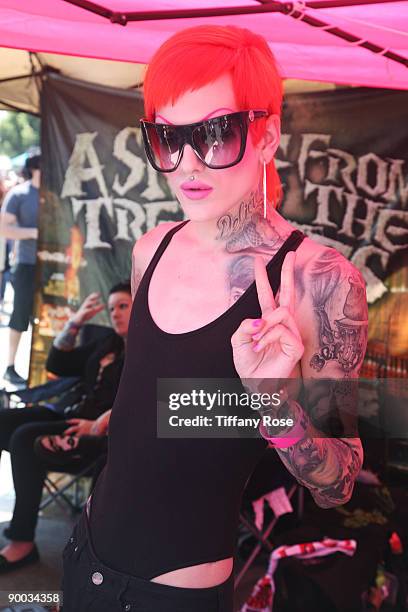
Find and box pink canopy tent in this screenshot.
[0,0,407,91]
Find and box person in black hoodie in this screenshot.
[0,280,132,573]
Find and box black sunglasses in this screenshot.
[140,110,267,173]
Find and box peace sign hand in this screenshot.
[231,251,304,386]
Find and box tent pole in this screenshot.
[308,0,403,7]
[62,1,291,24]
[257,0,404,7]
[0,99,39,116]
[63,0,111,20]
[283,5,408,69]
[0,72,42,85]
[61,0,408,69]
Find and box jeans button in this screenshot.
[74,546,78,552]
[91,571,104,585]
[124,605,131,611]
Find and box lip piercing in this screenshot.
[189,176,195,181]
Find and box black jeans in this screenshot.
[62,497,234,612]
[0,406,71,541]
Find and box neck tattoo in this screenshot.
[215,192,262,242]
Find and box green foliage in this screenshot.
[0,111,40,158]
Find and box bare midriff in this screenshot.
[150,557,234,588]
[86,496,233,588]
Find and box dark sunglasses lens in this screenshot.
[145,124,181,171]
[192,115,243,168]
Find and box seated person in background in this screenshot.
[34,412,111,496]
[35,409,111,466]
[0,281,132,573]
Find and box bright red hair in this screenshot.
[143,25,283,209]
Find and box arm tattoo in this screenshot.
[276,435,363,509]
[54,320,81,351]
[308,251,368,374]
[273,252,366,508]
[305,378,360,438]
[274,380,363,509]
[255,379,363,507]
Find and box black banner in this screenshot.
[280,87,408,305]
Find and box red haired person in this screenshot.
[61,25,367,612]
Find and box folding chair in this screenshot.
[39,435,108,516]
[40,459,102,516]
[3,322,113,506]
[235,448,304,589]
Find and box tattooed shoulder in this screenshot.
[224,215,298,305]
[228,236,314,308]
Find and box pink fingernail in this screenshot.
[253,342,261,352]
[252,332,262,341]
[253,319,263,327]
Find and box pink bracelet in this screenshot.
[259,406,308,449]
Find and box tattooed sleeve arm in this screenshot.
[275,250,367,508]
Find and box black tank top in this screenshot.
[89,222,306,579]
